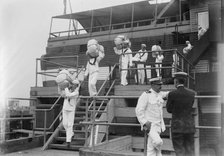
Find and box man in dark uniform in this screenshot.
[166,72,195,156]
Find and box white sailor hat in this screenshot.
[149,77,163,85]
[141,44,146,47]
[173,72,188,78]
[72,79,80,85]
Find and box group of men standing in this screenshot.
[136,72,195,156]
[56,36,196,155]
[114,35,164,86]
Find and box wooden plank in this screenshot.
[95,135,132,151]
[114,85,175,96]
[115,108,136,118]
[115,107,171,119]
[132,137,174,152]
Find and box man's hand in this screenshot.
[143,121,151,131]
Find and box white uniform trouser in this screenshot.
[135,64,145,84]
[147,123,163,156]
[121,61,129,86]
[62,110,75,142]
[155,63,162,77]
[88,72,98,96]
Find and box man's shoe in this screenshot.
[66,142,71,148]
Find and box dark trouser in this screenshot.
[172,132,194,156]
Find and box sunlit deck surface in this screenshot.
[3,147,79,156]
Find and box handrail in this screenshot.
[80,121,222,130]
[88,63,118,110]
[123,48,195,84]
[35,96,62,112]
[80,95,221,99]
[38,58,76,69]
[94,80,116,118]
[35,111,62,131]
[36,55,79,87]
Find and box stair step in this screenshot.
[49,143,83,151]
[60,129,86,133]
[36,104,61,108]
[75,111,87,115]
[55,136,86,141]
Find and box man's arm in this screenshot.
[166,92,173,113]
[140,51,148,62]
[97,46,105,62]
[135,92,150,130]
[128,49,133,67]
[64,87,79,98]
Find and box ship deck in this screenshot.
[3,147,79,156]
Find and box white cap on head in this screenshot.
[141,44,146,48]
[149,77,163,85]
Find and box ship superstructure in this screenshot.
[1,0,222,155]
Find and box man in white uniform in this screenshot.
[136,77,169,156]
[151,41,162,78]
[155,52,164,77]
[114,39,133,86]
[84,44,105,96]
[61,79,80,148]
[133,44,148,84]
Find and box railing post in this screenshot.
[187,63,190,88]
[144,64,147,85]
[84,98,89,147]
[194,98,200,156]
[91,98,96,150]
[35,59,38,87]
[32,100,37,138]
[44,110,47,144]
[136,63,139,85]
[181,57,184,72]
[106,101,109,143]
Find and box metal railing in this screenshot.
[49,14,189,38]
[34,96,62,144]
[0,97,37,142]
[79,95,221,156]
[35,55,80,87]
[121,48,195,88]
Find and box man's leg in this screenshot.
[62,110,68,131]
[147,134,157,156]
[140,69,145,84]
[172,133,185,156]
[184,133,194,156]
[88,72,98,96]
[66,111,75,142]
[121,68,128,85]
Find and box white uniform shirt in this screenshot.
[133,49,148,63]
[136,89,168,131]
[120,48,133,67]
[62,87,79,111]
[85,51,105,76]
[155,54,164,63]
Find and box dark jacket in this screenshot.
[166,85,195,133]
